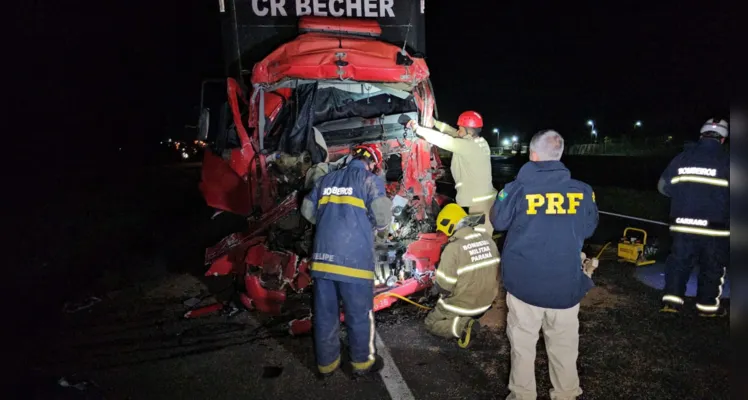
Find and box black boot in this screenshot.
[351,355,384,377]
[458,319,481,348]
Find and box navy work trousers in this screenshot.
[313,278,376,373]
[664,232,728,311]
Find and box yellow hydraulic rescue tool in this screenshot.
[617,227,657,266]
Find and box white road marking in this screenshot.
[375,330,416,400]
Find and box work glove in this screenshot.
[581,252,599,278]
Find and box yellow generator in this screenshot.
[617,227,657,266]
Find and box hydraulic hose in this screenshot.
[379,292,432,310]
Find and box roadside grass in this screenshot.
[593,186,669,222]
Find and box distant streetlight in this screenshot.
[634,121,642,128]
[587,120,596,140]
[493,128,499,134]
[502,139,510,146]
[512,136,518,142]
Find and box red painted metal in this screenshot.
[298,16,382,36]
[403,232,449,273]
[252,33,429,85]
[183,303,224,319]
[288,317,313,336]
[199,17,446,335]
[199,150,252,216]
[244,274,284,316]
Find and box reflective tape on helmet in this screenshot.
[457,257,500,275]
[670,175,729,187]
[669,225,730,236]
[438,298,491,316]
[662,294,684,305]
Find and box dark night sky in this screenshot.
[19,1,729,172]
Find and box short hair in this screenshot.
[529,130,564,161]
[466,127,482,136]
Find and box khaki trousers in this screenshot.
[469,201,494,234]
[506,293,583,400]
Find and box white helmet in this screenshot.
[700,118,729,138]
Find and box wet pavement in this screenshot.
[11,162,729,400]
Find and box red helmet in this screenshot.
[457,111,483,128]
[353,144,384,169]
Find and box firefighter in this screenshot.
[490,130,598,400]
[424,203,500,347]
[657,118,730,317]
[406,112,496,233]
[300,143,393,377]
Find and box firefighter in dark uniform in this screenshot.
[658,118,730,317]
[300,144,393,377]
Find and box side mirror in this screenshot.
[197,108,210,141]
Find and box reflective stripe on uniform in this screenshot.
[318,195,366,209]
[455,182,463,188]
[351,310,377,371]
[318,356,340,374]
[669,225,730,237]
[457,257,500,275]
[472,192,497,203]
[662,294,684,305]
[451,316,461,338]
[311,262,375,280]
[696,267,727,313]
[437,298,491,316]
[474,227,486,232]
[463,233,482,240]
[670,175,729,187]
[436,269,457,285]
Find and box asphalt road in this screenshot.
[20,257,729,400]
[11,162,729,400]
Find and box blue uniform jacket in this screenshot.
[658,138,730,234]
[490,161,598,309]
[304,159,389,284]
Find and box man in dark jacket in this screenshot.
[301,144,393,377]
[657,118,730,317]
[490,130,598,400]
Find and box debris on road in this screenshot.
[62,296,102,314]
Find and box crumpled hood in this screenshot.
[516,161,571,187]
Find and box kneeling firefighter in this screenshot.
[425,204,501,347]
[301,144,393,377]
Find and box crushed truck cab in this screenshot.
[196,3,450,333]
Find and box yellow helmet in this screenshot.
[436,203,468,237]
